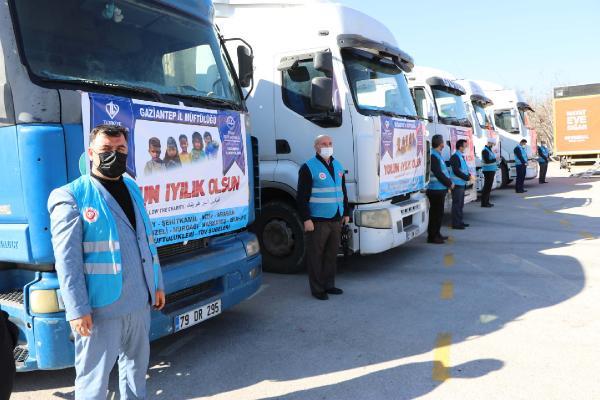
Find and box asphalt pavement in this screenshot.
[12,164,600,399]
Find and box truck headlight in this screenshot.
[355,209,392,229]
[30,290,62,314]
[245,237,260,257]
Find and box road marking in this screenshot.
[444,253,455,267]
[480,314,498,324]
[579,231,594,239]
[441,281,454,300]
[559,219,571,226]
[432,333,452,381]
[543,209,555,214]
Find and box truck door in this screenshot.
[273,51,353,189]
[412,86,441,155]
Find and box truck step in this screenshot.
[0,288,24,307]
[14,344,29,366]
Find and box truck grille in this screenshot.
[0,289,24,306]
[14,345,28,364]
[157,238,210,261]
[165,278,220,305]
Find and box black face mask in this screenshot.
[95,151,128,178]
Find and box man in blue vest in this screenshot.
[48,125,165,399]
[481,137,498,208]
[427,134,454,244]
[297,135,349,300]
[449,139,475,229]
[514,139,528,193]
[538,140,550,184]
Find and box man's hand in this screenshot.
[304,220,315,232]
[154,290,166,310]
[70,314,93,337]
[469,175,477,183]
[342,216,350,225]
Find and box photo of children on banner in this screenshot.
[179,134,192,164]
[191,131,206,162]
[144,137,166,176]
[164,137,182,170]
[395,131,417,156]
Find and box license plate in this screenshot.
[174,299,221,332]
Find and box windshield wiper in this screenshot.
[164,93,242,111]
[40,76,164,102]
[379,110,419,120]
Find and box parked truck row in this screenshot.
[0,0,541,372]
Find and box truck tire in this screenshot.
[501,162,511,188]
[254,201,306,274]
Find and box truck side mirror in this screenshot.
[237,45,254,88]
[310,77,333,111]
[314,51,333,75]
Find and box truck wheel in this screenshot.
[501,162,511,188]
[254,201,306,274]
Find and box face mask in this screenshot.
[95,151,127,178]
[320,147,334,158]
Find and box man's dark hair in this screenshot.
[149,137,161,148]
[520,139,528,144]
[89,124,128,144]
[179,134,188,142]
[431,134,444,149]
[456,139,467,150]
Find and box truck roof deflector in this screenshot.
[426,77,466,96]
[517,101,534,112]
[470,94,493,106]
[337,34,414,72]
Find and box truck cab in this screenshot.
[455,79,502,191]
[408,67,477,206]
[0,0,261,371]
[476,81,539,186]
[215,1,429,273]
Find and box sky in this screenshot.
[339,0,600,98]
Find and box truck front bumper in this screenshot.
[349,194,428,255]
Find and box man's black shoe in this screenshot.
[461,223,470,227]
[428,237,445,244]
[452,225,465,230]
[516,190,527,193]
[312,292,329,300]
[326,287,343,295]
[438,234,449,240]
[482,204,493,208]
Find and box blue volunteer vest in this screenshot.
[482,146,498,172]
[428,150,451,190]
[306,156,345,218]
[514,146,527,166]
[68,175,161,308]
[450,152,469,186]
[538,146,549,163]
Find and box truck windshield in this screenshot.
[342,48,417,119]
[494,110,520,134]
[473,102,492,128]
[432,88,469,125]
[10,0,242,108]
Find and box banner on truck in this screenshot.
[82,92,249,246]
[450,128,476,175]
[379,116,426,199]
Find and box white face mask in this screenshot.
[320,146,334,158]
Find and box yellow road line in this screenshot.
[559,219,571,226]
[432,333,452,381]
[579,231,594,240]
[446,236,454,244]
[544,209,554,214]
[443,253,455,267]
[441,281,454,300]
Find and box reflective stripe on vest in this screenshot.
[450,152,469,186]
[68,175,160,308]
[306,157,345,218]
[538,146,549,163]
[482,147,498,172]
[428,150,451,191]
[514,146,527,166]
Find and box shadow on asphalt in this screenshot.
[13,175,597,399]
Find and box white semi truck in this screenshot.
[455,79,502,191]
[408,67,478,206]
[215,1,429,273]
[476,82,539,186]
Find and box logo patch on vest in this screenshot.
[83,207,99,223]
[319,172,327,180]
[338,172,343,177]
